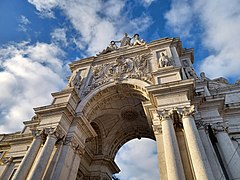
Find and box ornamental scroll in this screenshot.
[83,53,152,96]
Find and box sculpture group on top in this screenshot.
[98,33,146,55]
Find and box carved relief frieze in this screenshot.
[83,54,152,96]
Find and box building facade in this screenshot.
[0,35,240,180]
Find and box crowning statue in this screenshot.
[98,33,146,55]
[118,33,132,47]
[98,41,118,55]
[132,34,146,46]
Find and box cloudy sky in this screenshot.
[0,0,240,179]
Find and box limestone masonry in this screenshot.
[1,34,240,180]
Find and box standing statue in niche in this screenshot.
[183,61,197,79]
[158,52,171,68]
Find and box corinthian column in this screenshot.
[213,122,240,179]
[158,110,185,180]
[13,130,44,180]
[182,106,214,179]
[28,127,63,179]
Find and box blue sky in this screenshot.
[0,0,240,179]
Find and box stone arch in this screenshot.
[77,79,155,177]
[88,122,103,155]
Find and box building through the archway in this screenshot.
[1,34,240,180]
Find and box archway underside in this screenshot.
[79,83,155,178]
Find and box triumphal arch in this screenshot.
[1,34,240,180]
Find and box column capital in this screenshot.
[64,136,84,155]
[152,124,162,134]
[44,127,65,141]
[182,105,195,117]
[211,122,229,133]
[31,129,45,141]
[157,109,172,122]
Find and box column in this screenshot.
[159,110,185,180]
[68,152,81,180]
[152,124,167,180]
[214,125,240,179]
[13,130,44,180]
[182,106,214,179]
[51,136,82,180]
[198,127,223,180]
[28,128,62,179]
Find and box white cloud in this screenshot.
[115,138,160,180]
[140,0,155,7]
[0,42,67,133]
[28,0,58,18]
[164,0,193,37]
[196,0,240,79]
[165,0,240,80]
[18,15,31,32]
[27,0,153,55]
[51,28,68,47]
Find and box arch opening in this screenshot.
[79,82,157,179]
[113,138,160,179]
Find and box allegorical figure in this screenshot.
[118,33,131,47]
[69,70,82,90]
[159,52,171,68]
[132,34,146,46]
[98,41,118,55]
[183,61,197,79]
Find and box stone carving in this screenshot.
[157,108,183,129]
[158,52,171,68]
[69,70,82,91]
[31,129,46,140]
[208,77,231,90]
[235,80,240,85]
[132,34,146,46]
[152,124,162,134]
[0,156,13,166]
[31,114,40,121]
[157,109,170,120]
[118,32,131,47]
[211,122,229,133]
[169,108,183,129]
[199,72,209,81]
[98,41,118,55]
[84,54,152,95]
[182,105,196,117]
[183,60,197,79]
[64,136,84,155]
[98,33,146,55]
[44,127,65,140]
